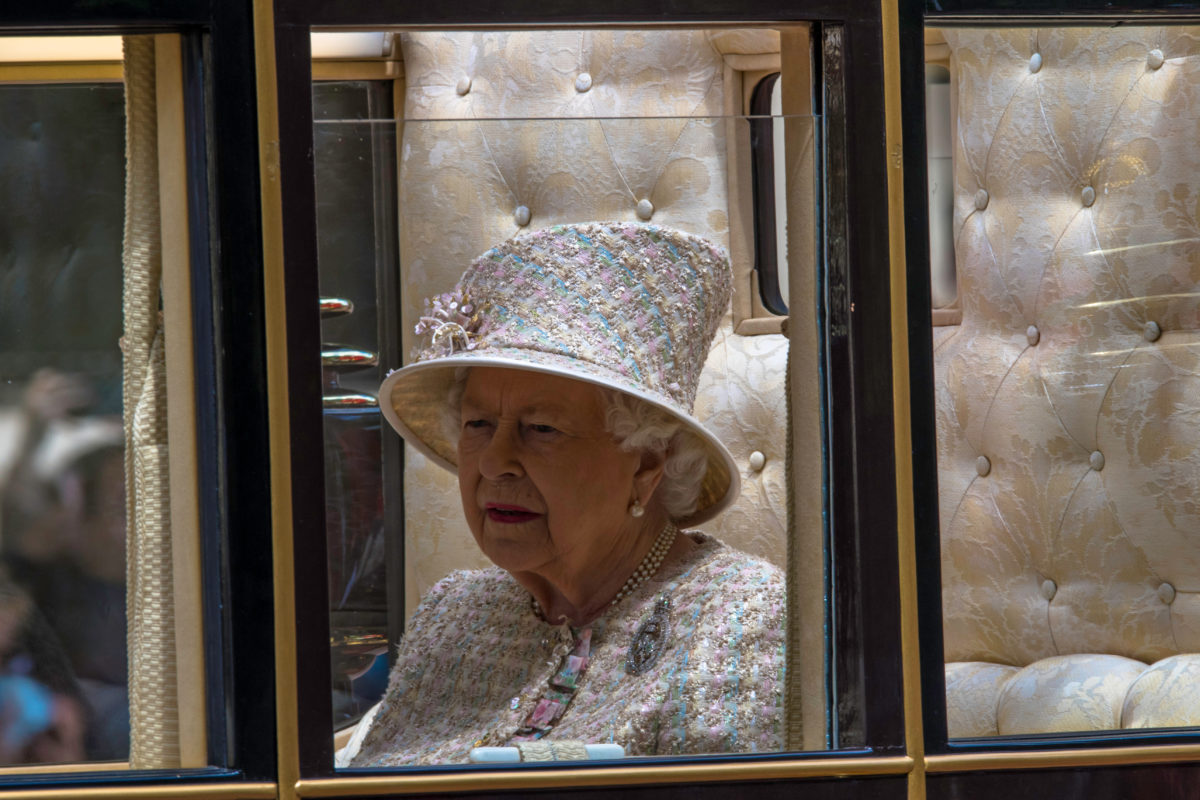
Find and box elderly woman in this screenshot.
[343,222,785,766]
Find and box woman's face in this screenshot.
[457,368,646,581]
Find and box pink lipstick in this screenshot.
[486,503,542,523]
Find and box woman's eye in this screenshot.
[528,423,558,435]
[463,419,490,430]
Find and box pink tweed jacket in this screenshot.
[348,533,786,766]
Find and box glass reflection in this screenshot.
[313,81,395,732]
[0,81,128,763]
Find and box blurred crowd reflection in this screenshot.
[0,369,127,764]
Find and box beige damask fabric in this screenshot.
[944,661,1019,737]
[938,27,1200,735]
[1121,655,1200,728]
[996,655,1149,735]
[948,653,1200,737]
[395,29,789,617]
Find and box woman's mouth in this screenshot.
[485,503,542,523]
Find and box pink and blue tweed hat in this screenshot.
[379,221,739,526]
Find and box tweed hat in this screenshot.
[379,221,739,526]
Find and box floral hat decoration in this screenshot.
[379,221,739,526]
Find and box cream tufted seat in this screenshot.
[394,30,790,616]
[936,27,1200,737]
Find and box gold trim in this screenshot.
[155,32,209,768]
[0,63,122,82]
[926,744,1200,774]
[879,2,924,800]
[0,784,277,800]
[296,757,914,797]
[311,60,403,81]
[0,762,129,776]
[252,1,300,799]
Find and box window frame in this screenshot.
[0,4,276,795]
[748,70,789,317]
[265,0,909,795]
[901,0,1200,789]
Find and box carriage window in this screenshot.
[926,23,1200,741]
[310,26,857,766]
[750,72,789,316]
[0,33,209,770]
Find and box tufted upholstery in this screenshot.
[937,27,1200,736]
[394,30,790,616]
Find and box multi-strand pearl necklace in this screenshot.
[611,522,677,606]
[530,522,678,619]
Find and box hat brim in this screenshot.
[379,348,740,527]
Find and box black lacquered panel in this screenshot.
[321,774,908,800]
[929,763,1200,800]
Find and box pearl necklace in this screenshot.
[530,522,678,618]
[612,521,677,606]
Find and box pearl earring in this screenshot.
[629,500,645,518]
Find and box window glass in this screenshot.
[0,78,126,767]
[313,80,397,732]
[0,33,208,769]
[926,24,1200,740]
[313,26,842,766]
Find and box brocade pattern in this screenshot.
[349,533,785,766]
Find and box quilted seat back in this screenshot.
[394,30,791,616]
[937,27,1200,736]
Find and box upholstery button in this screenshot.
[1148,49,1165,70]
[1081,185,1096,208]
[1090,450,1105,471]
[1158,582,1176,605]
[976,455,991,477]
[514,205,531,227]
[974,189,989,210]
[575,72,593,93]
[636,198,654,220]
[456,75,472,96]
[1029,52,1043,73]
[1041,579,1057,601]
[749,451,766,472]
[1144,321,1162,342]
[1026,325,1040,346]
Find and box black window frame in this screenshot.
[0,2,274,793]
[270,0,906,790]
[903,0,1200,771]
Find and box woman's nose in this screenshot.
[478,422,524,479]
